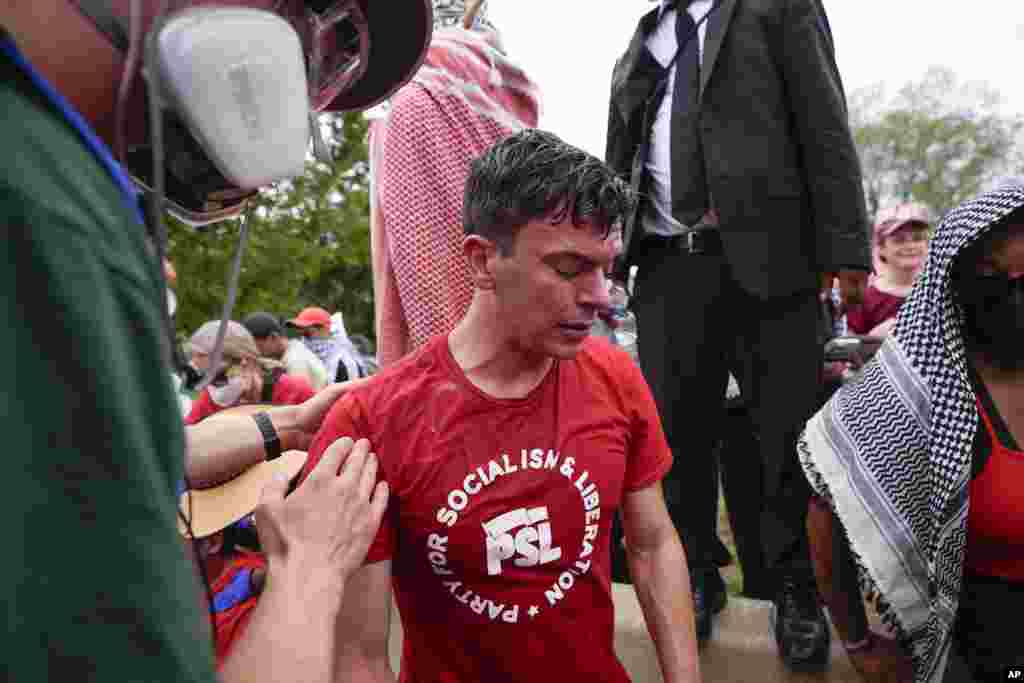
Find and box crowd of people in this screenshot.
[179,308,376,425]
[5,0,1023,683]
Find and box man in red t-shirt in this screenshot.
[301,129,700,682]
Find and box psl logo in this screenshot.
[483,506,562,576]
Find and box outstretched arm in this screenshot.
[185,380,371,488]
[623,482,701,683]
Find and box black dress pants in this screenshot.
[612,237,822,586]
[720,397,772,599]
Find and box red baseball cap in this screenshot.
[286,306,332,328]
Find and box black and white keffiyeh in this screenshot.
[799,185,1024,683]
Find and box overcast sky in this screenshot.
[487,1,1024,157]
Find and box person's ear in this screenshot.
[464,234,500,290]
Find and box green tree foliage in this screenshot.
[850,67,1023,219]
[167,112,374,342]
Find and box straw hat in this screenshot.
[179,449,308,539]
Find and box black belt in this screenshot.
[643,228,722,255]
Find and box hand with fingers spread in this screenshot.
[255,436,389,586]
[220,437,388,683]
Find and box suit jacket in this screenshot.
[607,0,871,297]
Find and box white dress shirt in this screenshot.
[642,0,713,237]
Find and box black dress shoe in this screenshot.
[693,570,728,645]
[770,576,831,672]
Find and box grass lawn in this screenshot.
[718,488,745,596]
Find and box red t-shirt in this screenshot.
[846,284,905,335]
[303,335,672,682]
[184,373,315,425]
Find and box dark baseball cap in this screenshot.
[242,312,284,339]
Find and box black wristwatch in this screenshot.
[252,411,282,461]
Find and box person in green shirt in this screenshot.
[1,1,430,681]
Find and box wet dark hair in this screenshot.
[463,129,636,254]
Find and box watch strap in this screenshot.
[252,411,282,461]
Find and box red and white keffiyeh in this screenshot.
[369,27,541,366]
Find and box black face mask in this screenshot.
[958,273,1024,370]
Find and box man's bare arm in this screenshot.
[185,380,369,488]
[219,557,348,683]
[622,482,701,683]
[334,560,395,682]
[220,437,389,683]
[223,562,395,683]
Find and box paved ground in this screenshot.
[383,494,876,681]
[614,585,863,683]
[386,585,866,682]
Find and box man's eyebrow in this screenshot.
[548,254,615,276]
[543,249,614,265]
[544,250,590,261]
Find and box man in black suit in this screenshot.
[606,0,870,671]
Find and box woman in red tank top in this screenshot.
[950,228,1024,678]
[965,383,1024,582]
[801,187,1024,683]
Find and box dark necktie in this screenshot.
[669,2,708,226]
